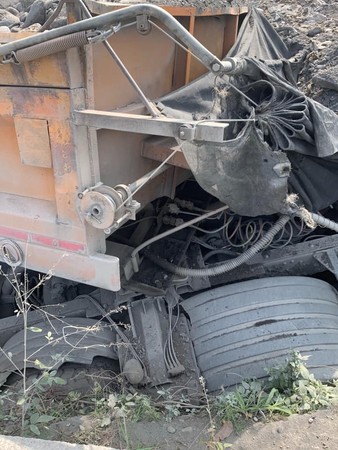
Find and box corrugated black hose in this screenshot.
[146,214,290,277]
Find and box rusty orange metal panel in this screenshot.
[0,85,86,227]
[0,86,72,119]
[172,16,189,90]
[0,32,84,88]
[89,26,176,110]
[185,15,195,84]
[223,14,240,56]
[15,117,52,168]
[19,241,120,291]
[188,16,228,82]
[0,193,86,244]
[48,120,81,225]
[0,117,55,201]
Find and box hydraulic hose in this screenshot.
[307,212,338,233]
[130,205,229,272]
[147,215,290,277]
[286,197,338,233]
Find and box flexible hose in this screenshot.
[309,213,338,233]
[147,215,290,277]
[130,205,229,272]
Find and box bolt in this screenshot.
[211,62,221,72]
[78,193,83,199]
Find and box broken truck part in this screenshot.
[0,1,337,393]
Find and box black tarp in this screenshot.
[157,8,338,214]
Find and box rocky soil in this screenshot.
[0,0,67,32]
[45,406,338,449]
[245,0,338,111]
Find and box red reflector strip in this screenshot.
[0,226,28,241]
[0,226,85,253]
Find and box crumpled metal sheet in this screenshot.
[182,121,290,216]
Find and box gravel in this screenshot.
[0,9,20,27]
[242,0,338,111]
[1,0,66,31]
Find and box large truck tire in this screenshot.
[183,277,338,392]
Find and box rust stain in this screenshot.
[0,86,71,119]
[0,31,71,88]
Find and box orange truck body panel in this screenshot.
[0,2,246,291]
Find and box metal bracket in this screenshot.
[136,14,151,35]
[74,110,229,143]
[86,23,121,43]
[313,248,338,279]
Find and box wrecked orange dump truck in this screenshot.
[0,1,338,393]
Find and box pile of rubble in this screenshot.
[246,0,338,111]
[0,0,66,32]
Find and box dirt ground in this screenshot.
[136,408,338,450]
[48,406,338,449]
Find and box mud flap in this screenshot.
[181,122,290,217]
[0,317,118,386]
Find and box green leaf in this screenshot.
[299,364,310,380]
[53,377,66,385]
[307,385,317,398]
[29,413,40,425]
[266,388,277,405]
[298,380,307,396]
[37,414,55,424]
[157,390,165,396]
[29,424,40,436]
[34,359,48,370]
[16,397,25,406]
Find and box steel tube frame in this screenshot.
[74,110,229,142]
[0,4,229,74]
[76,0,160,117]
